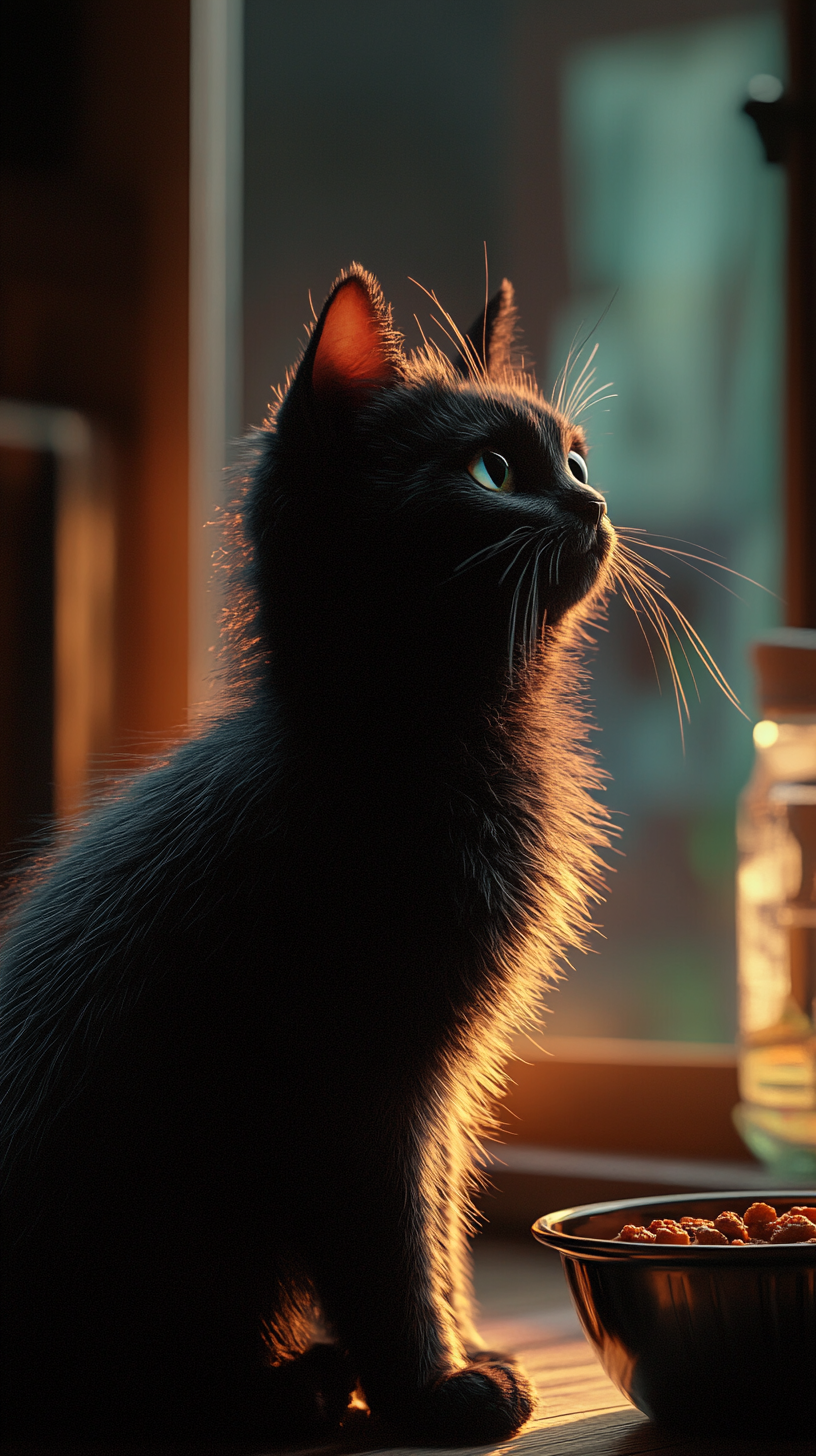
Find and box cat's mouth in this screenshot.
[592,516,615,560]
[567,510,614,563]
[579,522,608,556]
[496,511,615,654]
[546,511,615,618]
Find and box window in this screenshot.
[548,10,785,1043]
[242,0,785,1050]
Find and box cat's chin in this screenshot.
[547,541,612,623]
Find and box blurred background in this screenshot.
[1,0,811,1074]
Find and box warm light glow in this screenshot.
[753,720,779,748]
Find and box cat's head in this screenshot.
[247,266,615,688]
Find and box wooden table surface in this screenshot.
[311,1237,814,1456]
[3,1238,810,1456]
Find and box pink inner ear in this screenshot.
[312,279,395,393]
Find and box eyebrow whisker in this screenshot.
[563,343,600,417]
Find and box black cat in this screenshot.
[0,267,612,1445]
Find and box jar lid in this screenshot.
[752,628,816,716]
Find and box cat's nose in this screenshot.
[569,490,606,530]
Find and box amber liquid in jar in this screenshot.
[736,718,816,1175]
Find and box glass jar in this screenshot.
[735,629,816,1176]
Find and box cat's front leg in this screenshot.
[437,1119,490,1354]
[310,1134,535,1445]
[438,1121,524,1369]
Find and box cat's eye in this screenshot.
[568,450,589,485]
[468,451,511,492]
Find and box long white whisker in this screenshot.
[454,527,534,577]
[548,530,565,584]
[409,277,487,381]
[482,240,489,371]
[633,573,702,701]
[571,377,615,413]
[564,343,599,416]
[507,554,532,680]
[573,390,618,417]
[554,535,567,585]
[625,557,741,709]
[413,313,433,354]
[428,313,482,377]
[615,526,726,556]
[552,322,586,411]
[567,374,619,421]
[524,541,546,663]
[617,542,759,651]
[615,573,663,690]
[619,545,673,580]
[499,534,541,585]
[629,546,745,603]
[614,533,775,597]
[618,548,743,714]
[617,560,690,738]
[565,366,596,417]
[554,290,618,413]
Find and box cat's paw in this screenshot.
[403,1359,536,1445]
[286,1341,358,1429]
[240,1342,358,1441]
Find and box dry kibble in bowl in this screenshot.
[714,1211,748,1241]
[771,1215,816,1244]
[743,1202,781,1241]
[694,1225,729,1244]
[618,1223,657,1243]
[533,1192,816,1436]
[743,1201,777,1223]
[648,1219,691,1244]
[613,1202,816,1245]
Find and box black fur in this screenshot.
[0,266,613,1444]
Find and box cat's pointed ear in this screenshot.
[305,267,403,400]
[455,279,518,379]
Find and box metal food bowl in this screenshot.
[532,1190,816,1437]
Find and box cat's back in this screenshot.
[0,696,287,1196]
